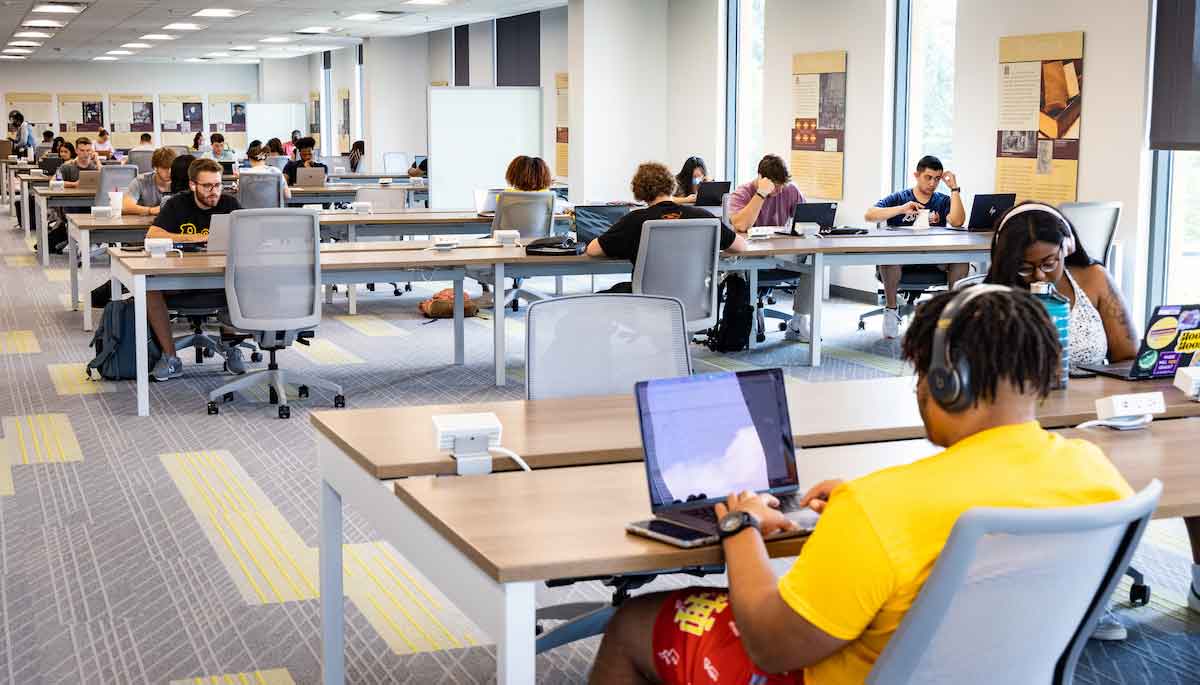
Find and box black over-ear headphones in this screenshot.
[927,284,1011,412]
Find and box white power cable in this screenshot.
[1075,414,1153,431]
[489,446,531,472]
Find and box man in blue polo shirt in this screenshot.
[863,155,969,339]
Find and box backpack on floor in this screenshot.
[86,298,161,380]
[706,273,753,352]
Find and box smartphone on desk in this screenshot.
[626,520,717,548]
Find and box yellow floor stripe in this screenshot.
[44,268,69,282]
[4,255,34,267]
[161,449,485,654]
[169,668,296,685]
[0,414,82,465]
[825,345,912,376]
[693,355,759,372]
[334,314,410,337]
[47,363,118,395]
[0,330,39,354]
[289,339,363,365]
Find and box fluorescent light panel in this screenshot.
[192,8,248,18]
[32,3,85,13]
[8,41,43,47]
[295,26,332,34]
[92,56,117,61]
[184,57,207,62]
[105,50,132,55]
[14,31,54,38]
[345,13,382,21]
[3,48,34,54]
[259,36,291,43]
[140,34,175,40]
[121,42,151,48]
[229,45,256,51]
[162,22,206,30]
[22,19,66,28]
[205,51,229,57]
[0,55,27,60]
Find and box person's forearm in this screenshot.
[864,206,901,223]
[731,198,763,233]
[948,194,965,226]
[723,530,786,669]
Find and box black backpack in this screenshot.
[87,298,161,380]
[706,273,753,352]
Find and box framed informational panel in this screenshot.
[790,50,846,200]
[57,93,104,135]
[160,94,204,147]
[554,72,568,178]
[5,92,54,139]
[209,93,249,150]
[109,94,155,148]
[338,87,350,154]
[995,31,1083,204]
[309,90,321,138]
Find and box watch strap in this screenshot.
[756,190,769,200]
[718,511,761,540]
[950,187,961,193]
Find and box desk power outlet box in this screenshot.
[1176,367,1200,400]
[1095,392,1166,421]
[432,412,502,475]
[747,226,775,240]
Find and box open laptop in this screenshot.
[219,160,235,176]
[297,167,326,187]
[626,368,820,548]
[695,181,731,207]
[949,193,1016,231]
[204,214,232,253]
[473,187,506,216]
[774,202,839,236]
[1079,304,1200,380]
[77,170,100,189]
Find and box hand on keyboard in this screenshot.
[715,491,803,538]
[799,479,845,513]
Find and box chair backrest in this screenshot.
[1059,201,1121,269]
[867,480,1161,685]
[491,191,556,239]
[525,294,693,401]
[952,274,986,290]
[573,204,632,244]
[237,172,285,209]
[94,165,139,205]
[266,155,289,171]
[354,186,409,211]
[167,145,189,157]
[224,208,322,334]
[127,149,154,174]
[39,156,63,176]
[30,142,49,161]
[320,155,350,172]
[632,218,721,332]
[383,151,409,174]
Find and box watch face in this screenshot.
[719,512,743,532]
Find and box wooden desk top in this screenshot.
[32,186,96,198]
[740,231,993,256]
[313,375,1197,480]
[112,246,519,275]
[291,184,406,195]
[74,211,495,231]
[71,215,154,230]
[15,172,51,182]
[392,418,1200,582]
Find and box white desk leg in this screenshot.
[21,181,29,235]
[346,224,357,315]
[494,262,506,386]
[80,229,93,330]
[134,275,150,417]
[453,276,465,366]
[320,478,345,685]
[809,253,824,367]
[69,230,80,309]
[554,276,563,297]
[36,194,49,266]
[748,266,760,350]
[497,582,537,685]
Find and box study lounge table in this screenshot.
[288,183,425,207]
[32,185,95,266]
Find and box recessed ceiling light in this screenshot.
[295,26,332,34]
[205,51,229,57]
[163,22,206,31]
[140,34,175,40]
[304,44,338,51]
[226,58,259,64]
[404,0,448,5]
[14,31,54,38]
[0,55,27,60]
[192,8,248,18]
[106,49,133,55]
[345,13,383,21]
[259,36,291,43]
[32,3,85,13]
[184,57,207,62]
[229,45,256,51]
[3,47,34,54]
[8,41,43,47]
[121,42,151,48]
[22,19,66,28]
[93,56,117,61]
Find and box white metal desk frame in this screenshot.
[32,187,93,266]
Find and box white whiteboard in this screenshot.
[246,103,306,149]
[428,87,542,209]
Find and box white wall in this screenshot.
[469,21,496,87]
[540,7,568,171]
[364,34,431,172]
[953,0,1154,317]
[429,29,452,84]
[329,46,357,154]
[568,0,669,202]
[667,0,725,179]
[764,0,895,292]
[258,57,311,106]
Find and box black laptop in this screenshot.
[956,193,1016,231]
[775,202,839,236]
[695,180,731,207]
[1080,304,1200,380]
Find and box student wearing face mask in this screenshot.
[672,156,709,203]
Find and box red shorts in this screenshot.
[651,588,804,685]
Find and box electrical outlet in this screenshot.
[1095,392,1166,420]
[1175,367,1200,400]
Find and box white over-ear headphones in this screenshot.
[994,202,1075,255]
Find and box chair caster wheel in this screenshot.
[767,297,777,305]
[857,321,866,331]
[298,385,309,399]
[207,401,219,415]
[223,392,234,402]
[278,406,290,419]
[756,334,766,343]
[1129,583,1150,606]
[203,347,215,358]
[269,386,279,404]
[778,323,788,331]
[405,283,413,292]
[250,352,263,363]
[367,283,376,292]
[334,394,346,408]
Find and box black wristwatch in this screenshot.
[718,511,761,540]
[949,187,961,193]
[756,190,769,200]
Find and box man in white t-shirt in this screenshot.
[129,133,156,152]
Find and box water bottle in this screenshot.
[1031,281,1070,389]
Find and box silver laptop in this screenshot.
[77,170,100,189]
[206,214,232,252]
[473,188,505,216]
[296,167,326,187]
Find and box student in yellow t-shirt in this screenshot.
[589,286,1134,685]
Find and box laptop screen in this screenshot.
[1132,304,1200,378]
[635,368,799,512]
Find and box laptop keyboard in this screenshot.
[683,494,803,523]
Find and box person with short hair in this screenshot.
[504,155,568,213]
[239,143,290,201]
[56,137,99,186]
[40,130,53,144]
[130,133,156,152]
[589,286,1133,685]
[122,147,177,216]
[282,136,326,186]
[266,137,286,157]
[864,155,970,339]
[585,161,746,292]
[56,141,75,161]
[203,133,236,162]
[93,129,114,155]
[8,110,35,154]
[144,157,243,381]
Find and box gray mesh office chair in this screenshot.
[266,155,289,171]
[167,145,189,157]
[867,480,1161,685]
[574,204,634,294]
[31,142,50,162]
[93,165,139,205]
[480,191,557,310]
[382,152,409,174]
[206,209,345,419]
[128,150,154,174]
[237,172,286,208]
[1060,201,1121,270]
[632,218,721,332]
[354,186,414,296]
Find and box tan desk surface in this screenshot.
[291,184,403,194]
[313,375,1197,480]
[71,215,155,230]
[32,186,96,198]
[112,246,526,275]
[392,418,1200,582]
[15,173,50,182]
[74,211,492,231]
[739,231,993,256]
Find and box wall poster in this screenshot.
[555,72,568,178]
[790,50,846,200]
[995,31,1083,205]
[109,94,155,148]
[57,93,105,134]
[208,93,249,150]
[159,94,203,147]
[338,87,350,154]
[5,92,54,139]
[309,91,321,138]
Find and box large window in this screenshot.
[734,0,765,183]
[904,0,956,171]
[1166,151,1200,303]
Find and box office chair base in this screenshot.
[207,366,344,418]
